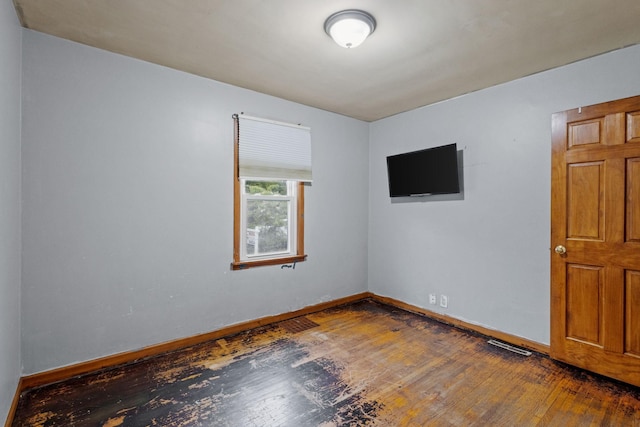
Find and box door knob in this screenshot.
[554,245,566,255]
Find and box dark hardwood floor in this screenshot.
[12,300,640,426]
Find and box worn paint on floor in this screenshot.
[12,300,640,426]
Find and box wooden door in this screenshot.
[551,95,640,386]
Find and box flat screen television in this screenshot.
[386,143,460,197]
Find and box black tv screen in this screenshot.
[386,143,460,197]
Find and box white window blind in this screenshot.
[238,115,312,182]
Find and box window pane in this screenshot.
[246,199,289,255]
[245,180,288,195]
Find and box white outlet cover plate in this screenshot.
[440,295,448,308]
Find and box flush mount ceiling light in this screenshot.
[324,9,376,48]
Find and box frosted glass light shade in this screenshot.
[324,10,376,48]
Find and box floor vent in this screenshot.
[279,316,320,334]
[488,339,532,356]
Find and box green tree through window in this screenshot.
[245,180,287,195]
[245,181,290,255]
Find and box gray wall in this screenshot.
[21,30,369,374]
[369,44,640,345]
[0,0,22,420]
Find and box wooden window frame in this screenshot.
[232,118,307,270]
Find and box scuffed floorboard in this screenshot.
[12,301,640,426]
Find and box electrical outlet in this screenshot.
[429,294,437,305]
[440,295,448,308]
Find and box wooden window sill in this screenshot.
[231,254,307,270]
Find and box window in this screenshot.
[232,115,311,270]
[241,179,298,259]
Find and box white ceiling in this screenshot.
[13,0,640,122]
